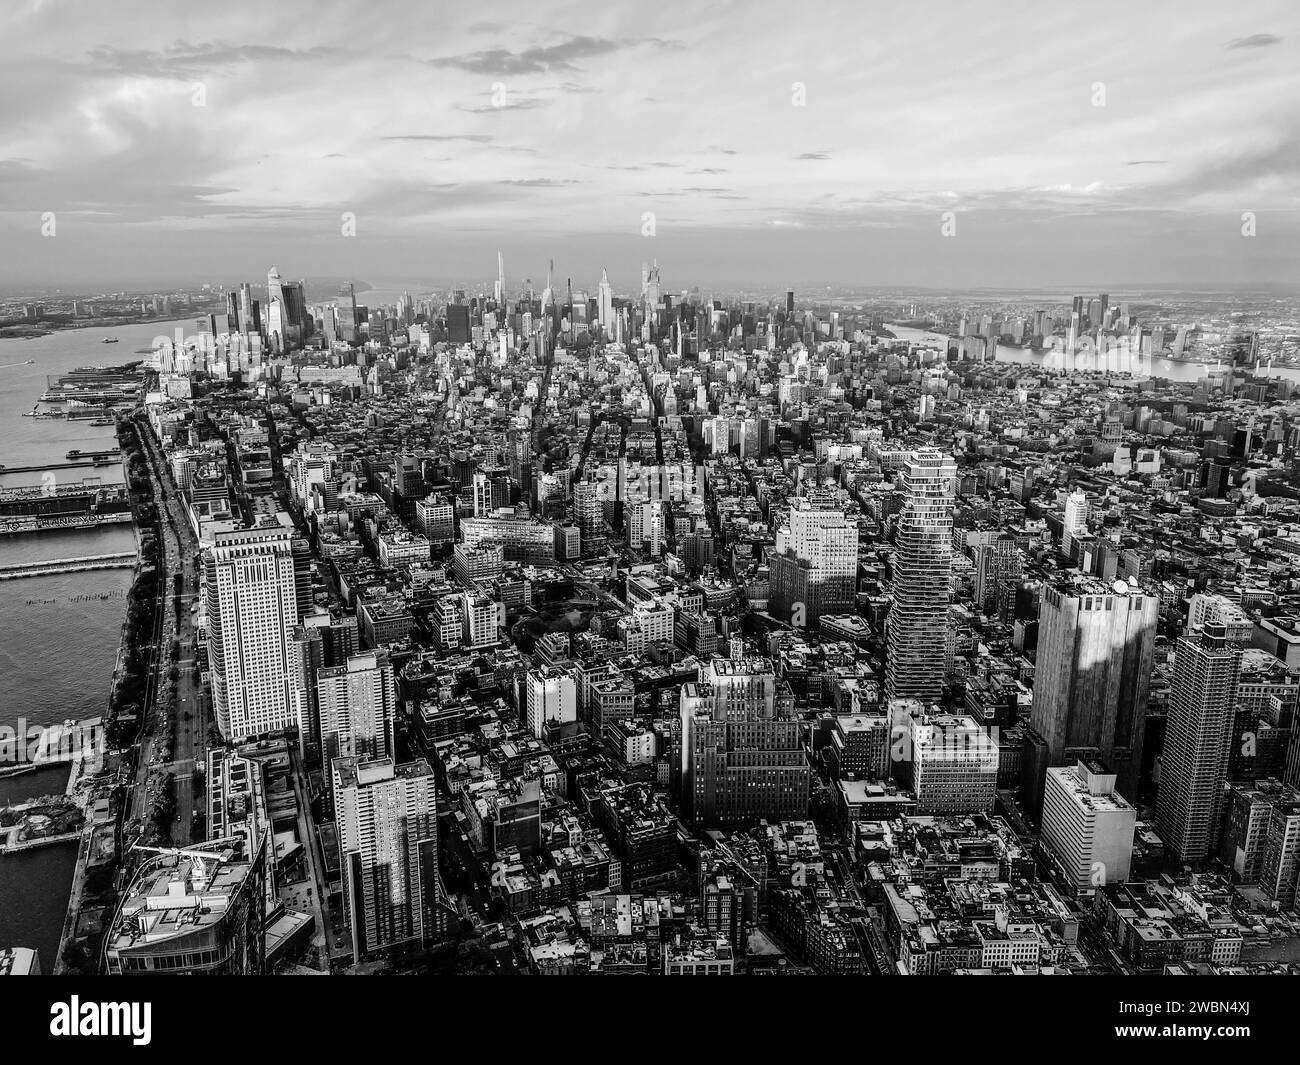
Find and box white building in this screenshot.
[461,593,504,650]
[206,527,305,741]
[1061,488,1089,561]
[1040,760,1136,889]
[525,667,578,739]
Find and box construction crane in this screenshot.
[131,840,236,891]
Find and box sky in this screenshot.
[1,0,1298,294]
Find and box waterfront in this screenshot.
[0,320,172,965]
[886,324,1300,386]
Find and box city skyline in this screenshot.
[2,0,1298,289]
[4,0,1300,1006]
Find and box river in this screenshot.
[0,317,185,970]
[886,324,1300,386]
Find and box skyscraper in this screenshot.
[886,450,956,703]
[1061,489,1089,562]
[266,266,289,351]
[597,267,614,334]
[768,488,859,629]
[1156,624,1243,863]
[1028,578,1159,804]
[206,528,305,742]
[317,650,397,765]
[333,756,440,961]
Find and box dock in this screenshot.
[0,828,81,855]
[0,552,138,580]
[0,461,118,475]
[0,512,134,536]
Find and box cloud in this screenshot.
[797,152,831,161]
[381,134,495,143]
[498,178,578,187]
[1126,160,1167,166]
[1227,33,1282,49]
[427,35,680,76]
[85,41,344,77]
[456,97,548,114]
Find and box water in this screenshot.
[886,324,1300,386]
[0,319,180,964]
[0,841,77,969]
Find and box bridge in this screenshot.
[0,551,137,580]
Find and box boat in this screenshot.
[89,418,114,426]
[101,337,119,344]
[23,359,33,365]
[0,763,36,778]
[67,449,81,459]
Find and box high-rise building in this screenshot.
[885,450,956,703]
[1061,489,1089,562]
[317,650,397,765]
[1259,799,1300,909]
[1028,578,1159,804]
[573,479,602,536]
[901,706,999,814]
[471,472,492,518]
[1040,760,1136,889]
[333,757,440,961]
[627,500,665,556]
[597,267,614,334]
[206,528,306,742]
[524,666,578,739]
[679,659,810,829]
[1155,624,1243,863]
[447,304,471,344]
[105,836,268,975]
[768,488,859,629]
[972,533,1022,615]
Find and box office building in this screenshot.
[206,528,306,742]
[679,659,810,829]
[524,666,578,739]
[904,708,999,814]
[1061,489,1089,561]
[768,489,859,629]
[1040,760,1136,889]
[1029,578,1159,804]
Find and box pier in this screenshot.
[0,828,81,855]
[0,460,118,475]
[0,512,134,536]
[0,552,137,580]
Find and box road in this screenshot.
[127,412,206,845]
[286,744,340,967]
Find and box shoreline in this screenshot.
[0,312,224,341]
[53,421,153,975]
